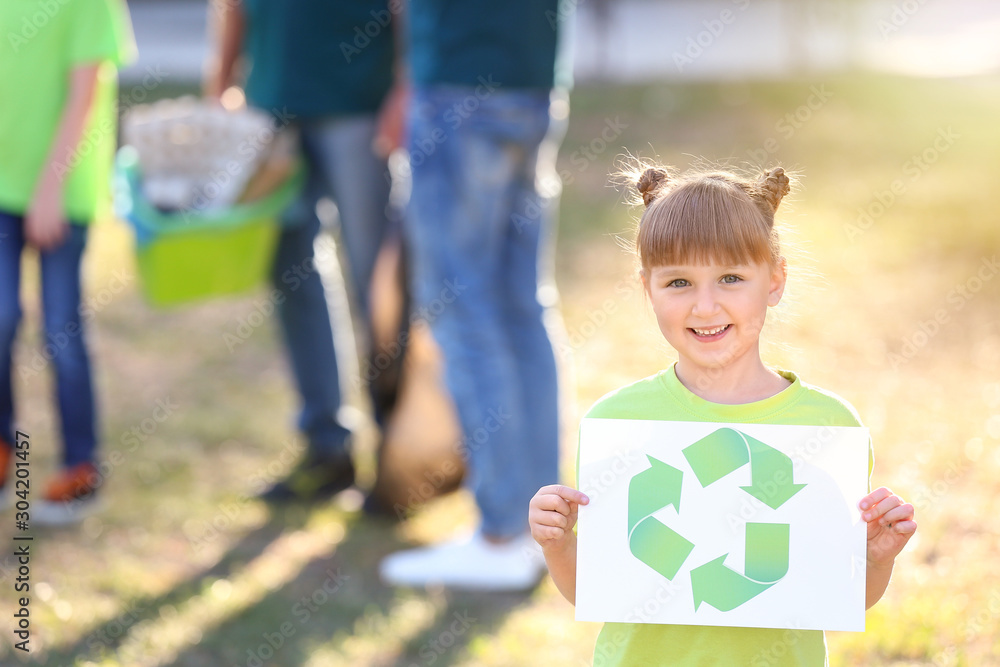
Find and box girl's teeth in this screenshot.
[694,325,727,335]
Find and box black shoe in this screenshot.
[260,452,356,502]
[361,490,399,519]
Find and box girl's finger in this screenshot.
[863,493,901,521]
[537,484,590,506]
[859,487,892,511]
[535,525,565,541]
[887,519,918,535]
[881,503,915,526]
[535,494,573,516]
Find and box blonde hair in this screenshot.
[631,164,791,272]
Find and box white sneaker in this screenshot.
[32,496,103,526]
[380,530,546,591]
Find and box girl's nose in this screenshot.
[691,286,719,317]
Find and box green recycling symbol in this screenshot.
[627,427,805,612]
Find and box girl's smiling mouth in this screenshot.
[690,324,732,339]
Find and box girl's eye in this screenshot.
[721,274,742,284]
[667,279,689,288]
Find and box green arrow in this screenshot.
[628,455,683,532]
[630,518,695,580]
[683,428,805,510]
[739,434,806,510]
[628,456,693,580]
[682,428,750,487]
[691,522,790,611]
[744,522,789,582]
[690,555,775,611]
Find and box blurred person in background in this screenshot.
[205,0,407,502]
[379,0,573,590]
[0,0,136,524]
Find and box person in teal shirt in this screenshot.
[528,164,917,665]
[206,0,402,501]
[0,0,135,524]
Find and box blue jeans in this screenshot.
[0,211,97,466]
[405,86,562,538]
[272,114,393,457]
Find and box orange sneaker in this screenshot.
[0,437,11,509]
[0,436,11,488]
[42,462,100,502]
[34,462,103,526]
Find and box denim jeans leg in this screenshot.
[301,115,392,324]
[300,115,402,429]
[39,224,98,467]
[0,211,25,448]
[406,87,559,538]
[271,162,350,458]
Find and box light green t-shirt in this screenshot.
[0,0,136,223]
[582,365,872,667]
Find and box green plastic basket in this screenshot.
[114,147,304,307]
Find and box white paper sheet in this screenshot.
[575,419,869,632]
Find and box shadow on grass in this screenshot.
[36,502,529,667]
[32,502,391,666]
[390,590,532,667]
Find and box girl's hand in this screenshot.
[859,487,916,567]
[529,484,589,551]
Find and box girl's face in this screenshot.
[643,259,787,376]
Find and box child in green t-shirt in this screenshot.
[0,0,135,524]
[528,164,917,665]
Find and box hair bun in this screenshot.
[637,167,669,208]
[757,167,790,213]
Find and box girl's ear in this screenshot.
[639,268,650,295]
[767,257,788,307]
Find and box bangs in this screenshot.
[637,175,777,269]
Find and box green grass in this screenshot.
[3,72,1000,665]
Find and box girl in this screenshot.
[528,164,917,665]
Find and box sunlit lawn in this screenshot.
[2,72,999,666]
